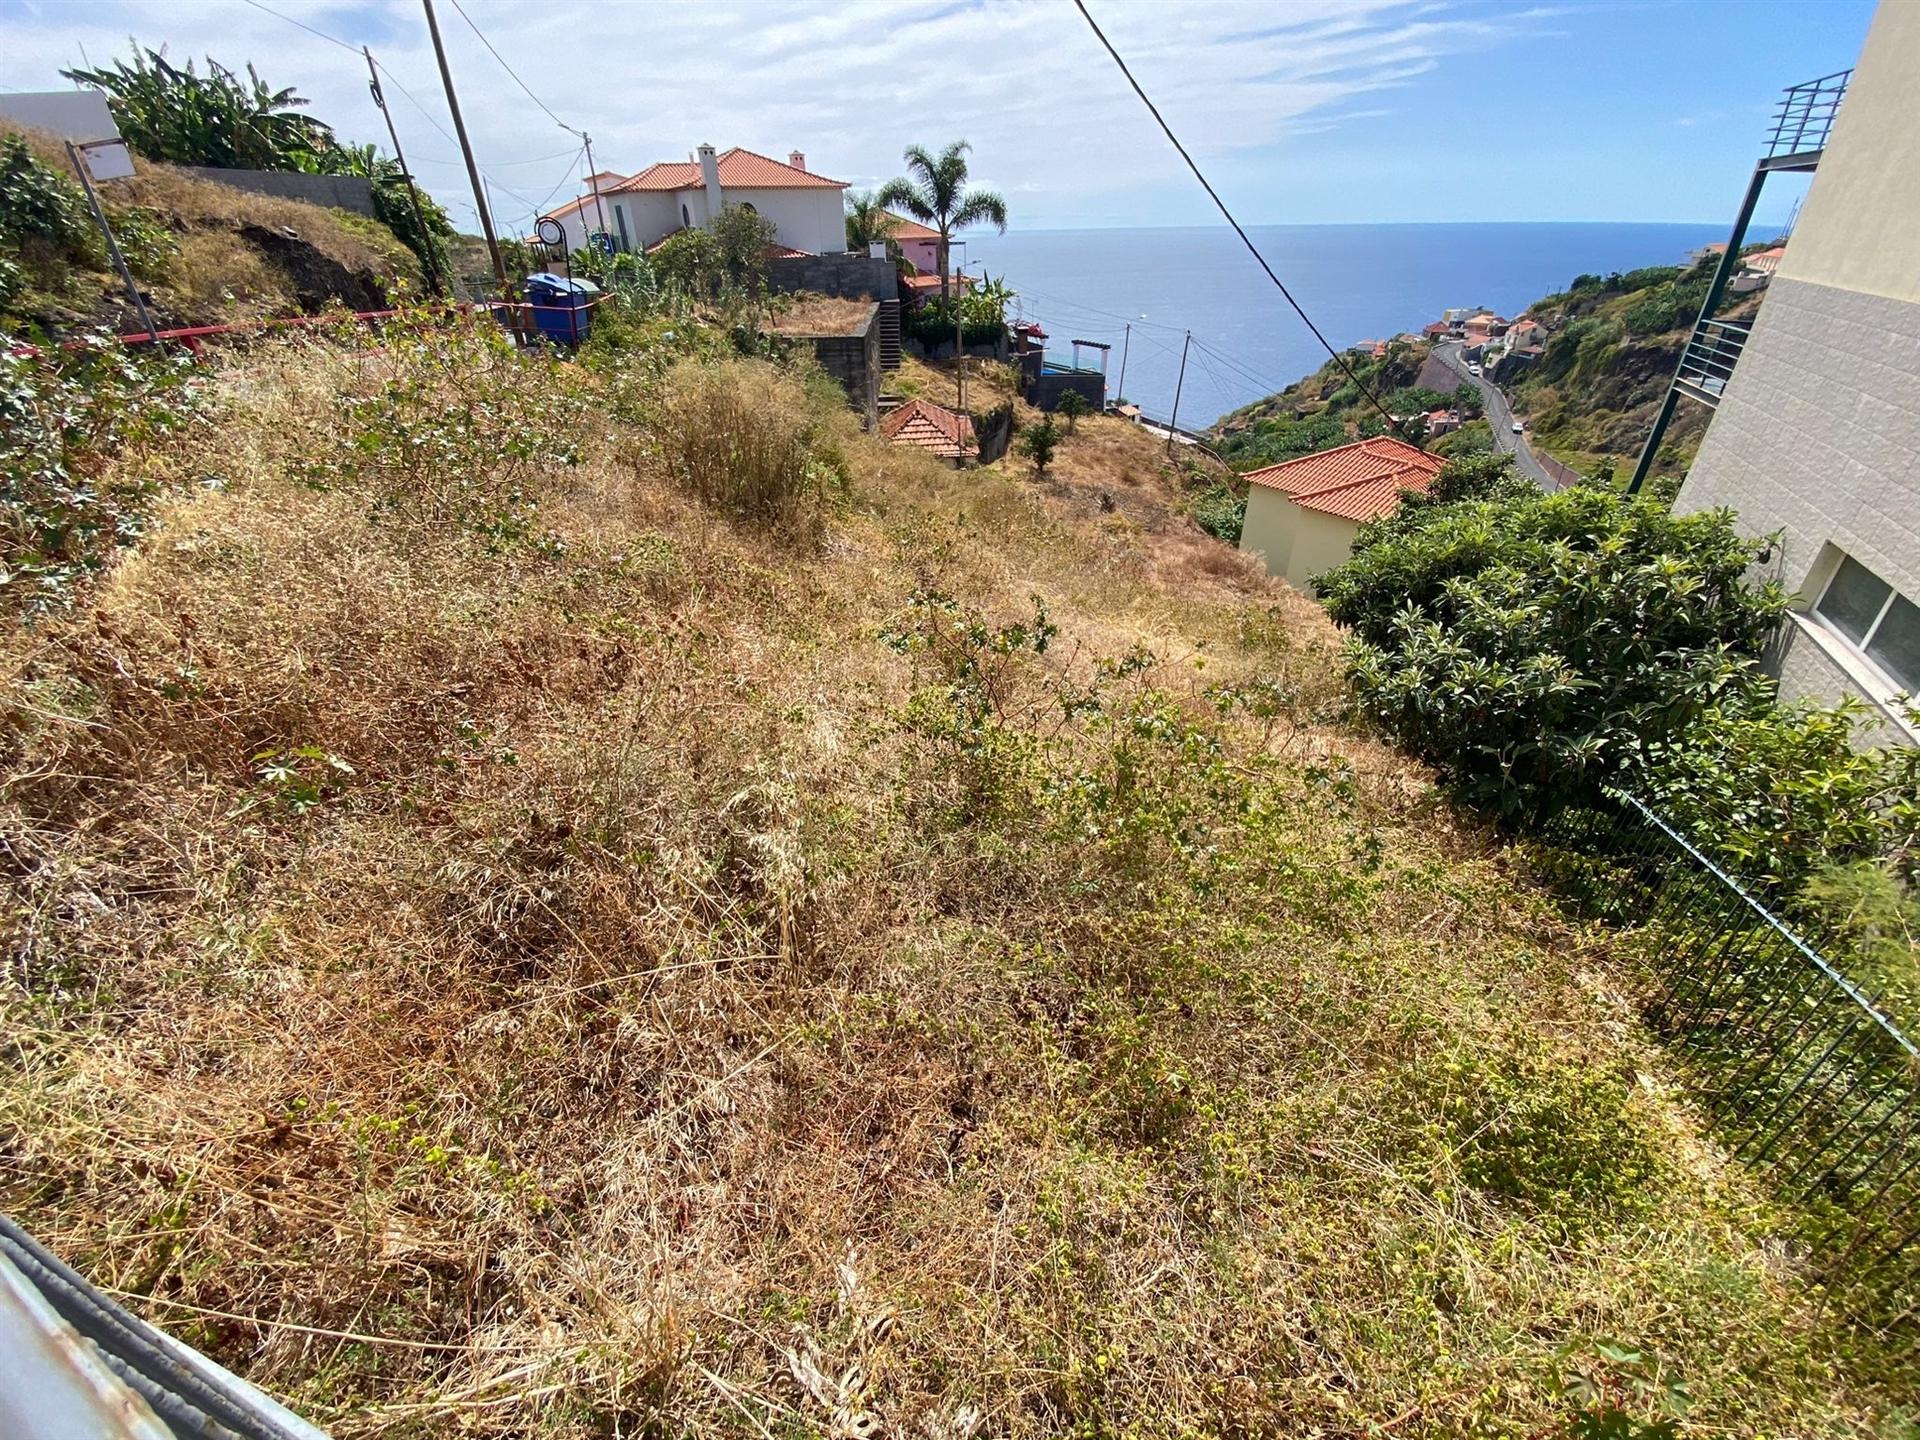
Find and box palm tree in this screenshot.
[844,190,900,254]
[875,141,1007,301]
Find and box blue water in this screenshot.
[958,223,1727,427]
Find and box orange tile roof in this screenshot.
[880,398,977,459]
[610,147,847,193]
[1244,438,1443,523]
[883,211,940,241]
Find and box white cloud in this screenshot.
[0,0,1540,229]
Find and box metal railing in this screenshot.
[1767,70,1851,158]
[1533,792,1919,1304]
[1674,317,1752,404]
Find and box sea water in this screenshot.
[958,222,1729,427]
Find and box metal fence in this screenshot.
[1766,69,1852,159]
[1533,792,1919,1304]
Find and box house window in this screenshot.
[681,202,691,227]
[614,204,630,252]
[1815,554,1920,692]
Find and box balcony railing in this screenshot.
[1674,317,1752,406]
[1767,70,1851,158]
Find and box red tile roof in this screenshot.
[880,398,977,459]
[611,147,847,193]
[883,211,940,241]
[1244,438,1443,523]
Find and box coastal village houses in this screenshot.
[1237,438,1443,595]
[541,145,847,258]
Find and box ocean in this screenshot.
[956,222,1728,428]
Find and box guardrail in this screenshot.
[1674,317,1752,405]
[1767,70,1851,159]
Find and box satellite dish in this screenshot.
[536,217,565,247]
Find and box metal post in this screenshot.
[421,0,507,295]
[365,48,443,298]
[1628,163,1769,494]
[65,140,158,343]
[955,263,966,412]
[582,131,608,247]
[1166,329,1190,457]
[1116,322,1130,404]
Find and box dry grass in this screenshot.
[768,292,875,336]
[0,317,1904,1438]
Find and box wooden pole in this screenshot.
[66,140,158,342]
[1116,322,1130,404]
[1166,329,1190,457]
[421,0,507,294]
[365,47,443,298]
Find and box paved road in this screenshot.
[1429,340,1562,491]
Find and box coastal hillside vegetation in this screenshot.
[1,301,1911,1438]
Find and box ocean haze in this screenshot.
[959,222,1736,427]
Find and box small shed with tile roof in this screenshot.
[880,398,978,465]
[1237,437,1444,595]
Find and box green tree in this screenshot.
[1315,457,1787,816]
[1018,416,1060,476]
[64,47,336,171]
[843,191,899,254]
[875,140,1007,301]
[1054,388,1090,433]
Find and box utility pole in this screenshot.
[66,140,158,343]
[582,131,609,248]
[1166,329,1191,457]
[421,0,507,295]
[365,47,443,298]
[1116,322,1131,403]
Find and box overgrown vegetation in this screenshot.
[1317,454,1918,1017]
[1211,338,1428,468]
[0,307,1908,1437]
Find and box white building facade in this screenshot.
[544,146,847,258]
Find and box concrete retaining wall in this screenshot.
[1027,369,1106,414]
[799,303,881,430]
[767,252,896,302]
[179,167,377,218]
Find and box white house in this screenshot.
[538,171,626,256]
[542,145,848,258]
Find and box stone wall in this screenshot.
[767,252,896,301]
[179,167,377,217]
[799,304,881,430]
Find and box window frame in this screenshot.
[1812,551,1918,694]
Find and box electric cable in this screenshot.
[447,0,582,135]
[1070,0,1414,445]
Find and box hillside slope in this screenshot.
[2,124,418,338]
[0,316,1901,1437]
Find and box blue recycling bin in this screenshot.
[522,272,599,346]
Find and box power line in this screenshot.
[237,0,362,53]
[1069,0,1412,445]
[446,0,580,136]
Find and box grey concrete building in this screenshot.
[1667,1,1920,742]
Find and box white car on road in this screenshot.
[1467,363,1481,376]
[1512,421,1525,434]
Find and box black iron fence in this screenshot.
[1533,792,1919,1306]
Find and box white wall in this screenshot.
[727,187,844,254]
[1238,488,1360,595]
[610,192,678,252]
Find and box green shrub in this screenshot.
[1018,416,1059,476]
[1315,457,1787,816]
[0,135,101,279]
[0,338,197,611]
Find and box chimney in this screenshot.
[697,142,722,223]
[788,150,806,172]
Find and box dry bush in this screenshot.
[164,228,291,317]
[109,162,389,275]
[651,355,849,537]
[767,292,874,336]
[0,319,1905,1439]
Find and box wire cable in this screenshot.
[1069,0,1413,445]
[447,0,581,136]
[237,0,362,53]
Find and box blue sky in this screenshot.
[0,0,1876,233]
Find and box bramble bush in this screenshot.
[0,338,197,612]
